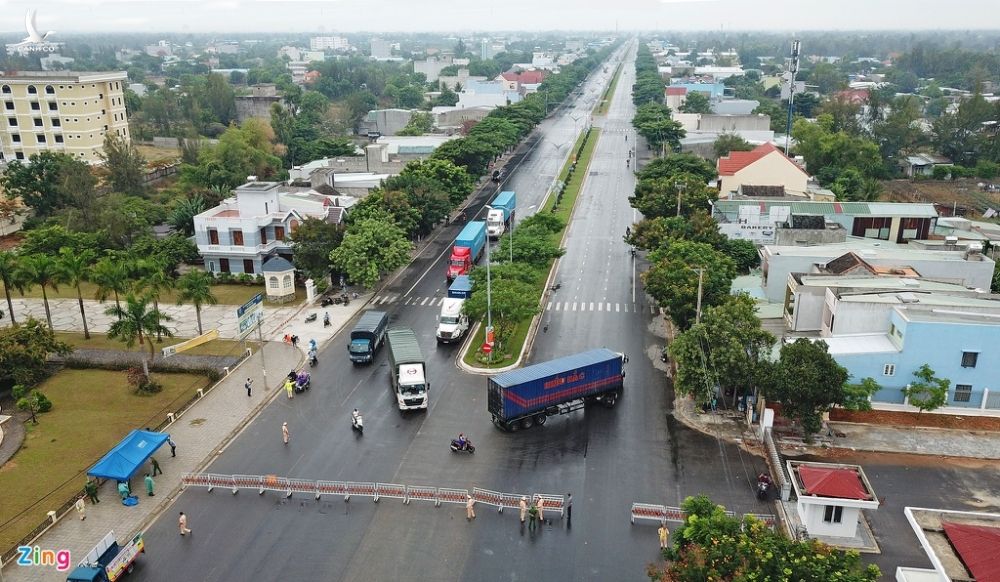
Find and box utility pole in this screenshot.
[484,221,493,364]
[784,40,801,155]
[256,315,268,391]
[693,268,704,324]
[675,180,684,217]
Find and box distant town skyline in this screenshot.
[0,0,998,34]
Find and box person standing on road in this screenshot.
[75,495,87,520]
[167,436,176,457]
[284,378,294,399]
[144,473,155,496]
[658,523,669,549]
[565,493,572,527]
[117,481,129,501]
[536,496,545,523]
[179,512,192,536]
[150,456,162,476]
[245,377,253,397]
[466,495,476,521]
[84,479,99,504]
[528,501,539,530]
[519,496,528,524]
[282,422,289,445]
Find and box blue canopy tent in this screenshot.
[87,429,169,481]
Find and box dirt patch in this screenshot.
[830,408,1000,432]
[0,232,24,250]
[882,178,1000,218]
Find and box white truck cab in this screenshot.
[436,298,469,343]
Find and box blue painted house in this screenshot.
[823,304,1000,413]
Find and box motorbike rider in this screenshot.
[352,408,361,427]
[323,312,331,327]
[757,472,771,487]
[456,433,468,450]
[308,347,318,365]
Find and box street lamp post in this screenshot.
[674,180,685,218]
[484,206,494,362]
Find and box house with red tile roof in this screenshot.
[498,69,549,93]
[717,142,810,197]
[900,507,1000,582]
[787,460,880,540]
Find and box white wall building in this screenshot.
[787,461,879,539]
[310,36,350,52]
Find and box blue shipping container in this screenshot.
[491,191,516,221]
[454,221,486,259]
[448,275,473,299]
[488,349,623,422]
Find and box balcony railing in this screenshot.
[200,240,288,255]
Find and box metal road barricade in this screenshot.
[344,481,377,502]
[206,473,235,493]
[232,474,262,495]
[287,478,318,499]
[181,473,211,489]
[316,480,348,500]
[498,493,524,512]
[744,513,777,530]
[472,487,504,512]
[375,483,407,503]
[437,488,469,507]
[533,494,565,517]
[261,474,289,495]
[630,502,668,524]
[404,485,438,505]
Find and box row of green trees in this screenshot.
[632,44,664,106]
[318,45,616,290]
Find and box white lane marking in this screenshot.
[420,297,430,306]
[615,303,620,312]
[572,302,577,311]
[598,303,603,312]
[606,302,612,312]
[546,302,552,311]
[589,302,594,311]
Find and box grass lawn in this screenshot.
[135,144,181,165]
[54,332,258,357]
[461,129,601,368]
[0,280,303,307]
[0,369,211,550]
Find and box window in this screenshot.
[33,118,42,127]
[269,276,279,289]
[30,102,39,111]
[45,85,54,95]
[231,230,244,246]
[15,152,24,160]
[48,102,57,111]
[52,118,60,127]
[11,134,20,143]
[961,352,978,368]
[54,135,63,143]
[243,259,254,274]
[954,385,972,403]
[883,364,895,377]
[27,85,37,94]
[283,274,293,289]
[823,505,843,524]
[36,135,45,144]
[1,85,10,94]
[5,102,13,110]
[7,118,15,127]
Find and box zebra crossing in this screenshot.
[369,294,657,315]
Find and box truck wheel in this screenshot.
[534,413,547,426]
[520,416,534,430]
[604,392,618,408]
[507,421,519,432]
[127,563,135,574]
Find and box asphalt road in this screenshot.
[130,42,774,582]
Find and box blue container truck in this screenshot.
[487,348,625,431]
[348,310,389,364]
[486,191,516,239]
[447,275,473,299]
[446,221,487,282]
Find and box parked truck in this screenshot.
[487,348,625,431]
[486,191,516,239]
[387,328,430,410]
[446,221,486,282]
[66,531,144,582]
[348,310,389,364]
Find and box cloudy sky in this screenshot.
[0,0,998,33]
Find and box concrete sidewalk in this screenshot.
[0,341,301,582]
[672,393,1000,461]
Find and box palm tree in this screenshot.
[134,257,175,342]
[176,270,218,335]
[57,248,96,339]
[15,254,60,330]
[105,295,173,380]
[91,256,128,311]
[0,250,20,326]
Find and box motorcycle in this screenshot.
[308,352,318,367]
[351,412,364,434]
[320,296,334,307]
[294,371,311,392]
[756,476,771,501]
[323,314,331,328]
[450,439,475,454]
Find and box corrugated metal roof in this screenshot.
[714,199,938,217]
[491,349,620,388]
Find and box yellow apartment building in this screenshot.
[0,70,130,165]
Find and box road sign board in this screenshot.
[237,293,264,339]
[486,327,494,346]
[481,343,492,354]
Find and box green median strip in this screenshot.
[594,64,623,116]
[462,128,602,370]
